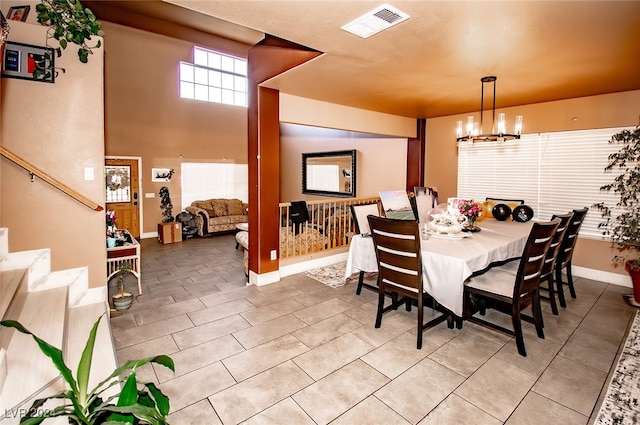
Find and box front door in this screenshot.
[105,158,140,238]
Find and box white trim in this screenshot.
[573,266,632,288]
[249,269,280,286]
[141,232,158,240]
[279,252,348,278]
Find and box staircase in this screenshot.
[0,228,118,424]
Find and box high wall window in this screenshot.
[457,127,629,238]
[179,47,247,107]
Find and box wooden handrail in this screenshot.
[0,146,104,212]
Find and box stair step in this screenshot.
[0,285,68,414]
[66,300,118,399]
[0,249,51,291]
[0,269,28,320]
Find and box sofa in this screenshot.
[185,198,248,237]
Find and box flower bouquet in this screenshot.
[457,200,482,232]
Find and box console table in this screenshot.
[106,230,141,295]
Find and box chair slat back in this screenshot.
[368,216,423,294]
[515,219,560,297]
[541,213,573,280]
[557,207,588,267]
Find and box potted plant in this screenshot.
[159,186,174,223]
[593,122,640,304]
[112,261,134,311]
[0,314,174,424]
[32,0,104,79]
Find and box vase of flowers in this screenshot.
[458,200,482,232]
[105,210,117,241]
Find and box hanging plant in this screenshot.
[33,0,104,78]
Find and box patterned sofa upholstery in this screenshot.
[186,198,248,237]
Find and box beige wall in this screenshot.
[279,123,408,202]
[425,90,640,280]
[1,20,106,288]
[101,22,249,234]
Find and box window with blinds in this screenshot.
[181,163,248,210]
[457,127,629,238]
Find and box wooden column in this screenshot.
[247,36,321,281]
[406,118,426,192]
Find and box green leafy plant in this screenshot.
[0,315,174,424]
[33,0,104,78]
[593,122,640,271]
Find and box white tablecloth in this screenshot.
[345,220,534,316]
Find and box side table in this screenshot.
[107,230,141,295]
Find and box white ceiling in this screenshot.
[85,0,640,119]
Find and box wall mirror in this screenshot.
[302,149,356,197]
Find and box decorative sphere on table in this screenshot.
[492,203,512,221]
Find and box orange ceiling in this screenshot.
[86,0,640,119]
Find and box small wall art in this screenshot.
[1,41,55,83]
[152,168,174,182]
[7,5,30,22]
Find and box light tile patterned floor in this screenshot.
[109,235,636,425]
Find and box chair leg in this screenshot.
[417,297,423,349]
[545,275,559,316]
[532,291,545,339]
[375,290,385,328]
[356,271,365,295]
[511,307,527,357]
[567,260,577,299]
[556,267,567,308]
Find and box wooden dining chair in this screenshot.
[463,219,560,356]
[555,207,589,308]
[367,215,451,349]
[350,203,381,295]
[500,213,573,315]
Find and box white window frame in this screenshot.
[457,127,630,239]
[179,46,248,107]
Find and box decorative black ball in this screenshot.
[492,203,512,221]
[512,204,534,222]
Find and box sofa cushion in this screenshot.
[227,199,245,215]
[208,199,227,217]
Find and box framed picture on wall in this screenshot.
[7,5,30,22]
[1,41,55,83]
[152,168,174,182]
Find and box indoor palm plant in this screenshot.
[593,122,640,301]
[0,314,174,424]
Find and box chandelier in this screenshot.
[456,76,523,143]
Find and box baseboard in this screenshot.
[573,266,632,288]
[140,231,157,239]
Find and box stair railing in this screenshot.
[0,146,103,212]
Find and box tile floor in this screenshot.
[109,234,636,425]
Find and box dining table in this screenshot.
[344,219,534,317]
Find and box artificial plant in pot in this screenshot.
[0,314,174,424]
[593,122,640,303]
[33,0,104,79]
[159,186,174,223]
[112,260,134,311]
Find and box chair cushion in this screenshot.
[466,269,516,298]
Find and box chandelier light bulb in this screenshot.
[456,121,463,138]
[497,113,506,134]
[466,116,474,136]
[515,115,523,135]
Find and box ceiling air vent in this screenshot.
[341,4,410,39]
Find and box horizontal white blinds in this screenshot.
[457,127,629,238]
